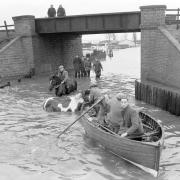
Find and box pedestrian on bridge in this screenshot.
[57,4,66,17]
[47,5,56,17]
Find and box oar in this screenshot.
[57,96,105,138]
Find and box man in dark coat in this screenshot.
[84,57,92,77]
[73,55,81,78]
[57,4,66,17]
[80,56,86,77]
[93,59,103,78]
[47,5,56,17]
[116,93,144,138]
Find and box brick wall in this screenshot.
[32,34,82,75]
[0,15,83,78]
[141,29,169,83]
[0,37,30,77]
[0,33,82,78]
[141,5,180,89]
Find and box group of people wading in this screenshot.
[73,54,103,79]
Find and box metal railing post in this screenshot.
[4,20,9,39]
[177,8,180,29]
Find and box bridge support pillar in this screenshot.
[140,5,166,82]
[12,15,83,75]
[12,15,35,75]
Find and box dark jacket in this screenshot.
[120,105,144,135]
[57,7,66,17]
[84,59,91,71]
[93,61,103,72]
[48,7,56,17]
[73,57,81,71]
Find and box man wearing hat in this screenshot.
[115,93,144,138]
[87,83,110,125]
[57,65,69,85]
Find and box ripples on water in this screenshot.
[0,47,179,180]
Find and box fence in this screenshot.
[135,80,180,116]
[0,21,14,39]
[166,8,180,29]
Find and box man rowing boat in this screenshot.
[81,83,110,125]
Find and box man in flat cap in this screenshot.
[57,65,69,85]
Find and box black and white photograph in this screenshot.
[0,0,180,179]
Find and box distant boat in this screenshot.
[90,49,106,60]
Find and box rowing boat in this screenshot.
[80,111,164,175]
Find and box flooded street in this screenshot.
[0,47,179,180]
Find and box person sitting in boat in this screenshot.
[87,83,110,125]
[116,93,144,138]
[105,94,124,133]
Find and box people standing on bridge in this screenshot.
[93,58,103,78]
[57,65,69,85]
[73,55,81,78]
[57,4,66,17]
[84,56,92,77]
[47,5,56,18]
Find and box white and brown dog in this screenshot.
[43,93,84,112]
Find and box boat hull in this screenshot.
[80,112,164,172]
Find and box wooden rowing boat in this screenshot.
[80,111,164,175]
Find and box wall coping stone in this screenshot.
[140,5,166,10]
[12,15,35,21]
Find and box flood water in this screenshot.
[0,47,180,180]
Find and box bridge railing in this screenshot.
[0,21,14,40]
[165,8,180,29]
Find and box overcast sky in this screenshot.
[0,0,179,41]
